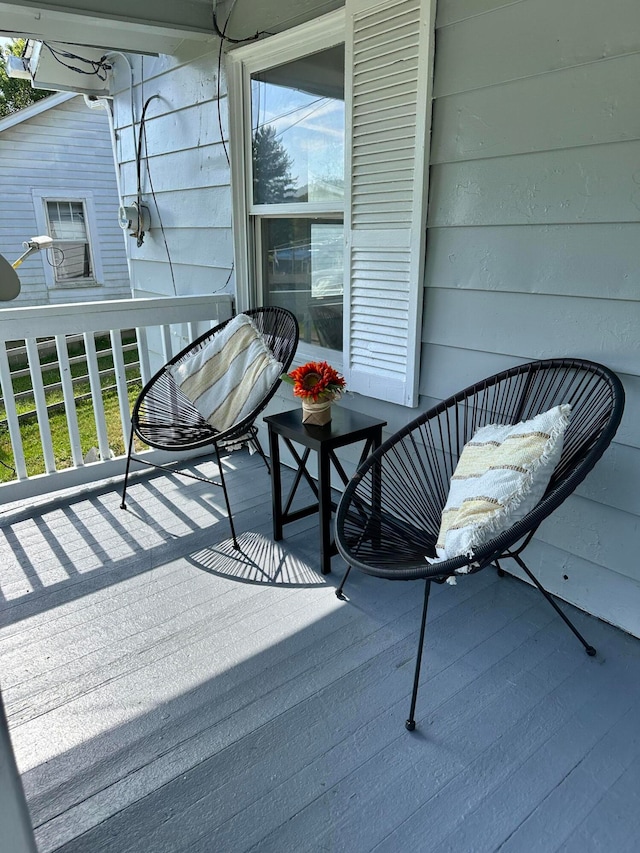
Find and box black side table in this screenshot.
[264,407,387,575]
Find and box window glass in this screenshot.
[251,45,345,205]
[250,44,345,349]
[261,218,343,350]
[46,200,93,282]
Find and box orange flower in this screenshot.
[283,361,346,402]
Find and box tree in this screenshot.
[0,39,52,118]
[252,125,297,204]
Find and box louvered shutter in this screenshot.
[344,0,435,406]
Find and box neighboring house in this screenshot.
[0,91,130,305]
[2,0,639,639]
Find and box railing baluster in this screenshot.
[0,342,28,480]
[110,328,132,444]
[83,332,110,462]
[25,337,56,474]
[55,334,84,469]
[136,326,151,388]
[0,294,233,501]
[160,324,172,364]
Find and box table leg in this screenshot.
[317,445,333,574]
[267,426,283,541]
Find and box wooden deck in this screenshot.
[2,449,640,853]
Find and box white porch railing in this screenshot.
[0,294,234,504]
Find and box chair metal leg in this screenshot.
[250,430,271,474]
[120,424,135,510]
[510,553,596,656]
[335,565,352,599]
[406,579,432,732]
[214,441,240,550]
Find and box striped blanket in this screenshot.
[170,314,283,432]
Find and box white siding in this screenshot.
[108,0,344,300]
[423,0,640,635]
[0,96,130,306]
[109,47,234,299]
[103,0,640,636]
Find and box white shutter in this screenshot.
[344,0,435,406]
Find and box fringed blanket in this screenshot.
[170,314,283,433]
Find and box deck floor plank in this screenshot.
[2,451,640,852]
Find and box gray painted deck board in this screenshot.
[2,451,640,852]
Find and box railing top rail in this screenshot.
[0,295,234,341]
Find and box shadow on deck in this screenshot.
[2,449,640,852]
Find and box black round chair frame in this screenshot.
[334,358,625,731]
[120,306,299,548]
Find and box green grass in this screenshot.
[0,333,143,483]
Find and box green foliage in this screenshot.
[252,125,297,204]
[0,333,142,483]
[0,39,52,118]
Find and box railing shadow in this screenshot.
[0,451,330,626]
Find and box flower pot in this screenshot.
[301,398,333,426]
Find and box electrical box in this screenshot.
[118,203,151,239]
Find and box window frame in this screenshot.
[228,1,435,405]
[32,190,103,288]
[227,9,346,364]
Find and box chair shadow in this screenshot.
[186,529,328,587]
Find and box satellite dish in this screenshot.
[0,254,21,301]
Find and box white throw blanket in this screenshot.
[170,314,283,433]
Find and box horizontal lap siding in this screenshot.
[423,0,640,634]
[110,47,236,299]
[0,96,130,305]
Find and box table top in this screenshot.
[264,406,387,451]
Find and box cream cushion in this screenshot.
[169,314,283,432]
[431,404,571,565]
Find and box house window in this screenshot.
[45,200,94,283]
[229,3,435,405]
[246,40,345,352]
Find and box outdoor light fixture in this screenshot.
[0,236,55,301]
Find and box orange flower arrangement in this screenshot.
[282,360,346,402]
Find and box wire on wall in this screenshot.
[42,43,111,80]
[140,108,177,294]
[137,59,177,295]
[215,0,274,167]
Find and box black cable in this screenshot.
[136,94,160,198]
[47,246,65,268]
[42,42,111,80]
[217,33,230,166]
[135,66,177,294]
[132,92,159,247]
[0,458,16,475]
[212,9,270,44]
[215,1,276,165]
[141,114,177,296]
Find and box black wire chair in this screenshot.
[334,358,625,730]
[120,307,299,548]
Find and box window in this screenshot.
[31,190,103,289]
[250,44,345,352]
[45,200,93,282]
[229,2,435,406]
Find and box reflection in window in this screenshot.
[251,45,345,206]
[45,200,93,282]
[261,218,344,350]
[251,44,345,349]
